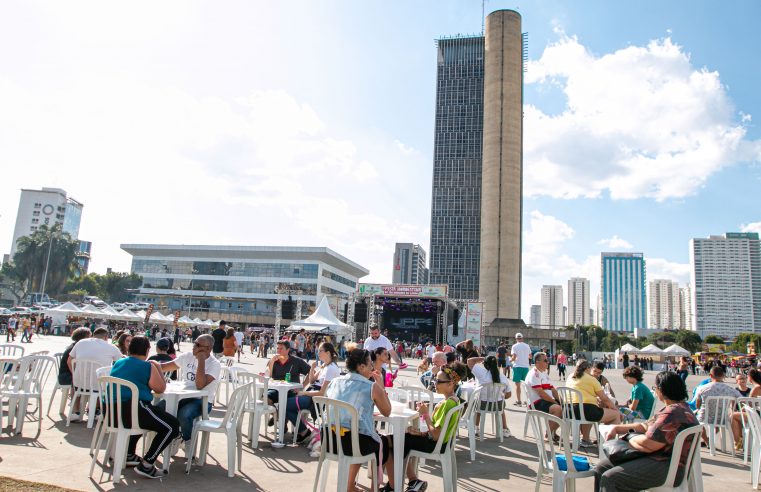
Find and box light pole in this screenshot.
[40,230,57,299]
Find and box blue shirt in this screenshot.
[110,357,153,402]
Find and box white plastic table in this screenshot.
[459,381,477,401]
[155,381,209,471]
[268,380,302,448]
[374,400,420,492]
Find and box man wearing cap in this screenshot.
[510,333,532,406]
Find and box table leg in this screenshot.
[161,396,179,472]
[273,389,288,447]
[393,417,405,492]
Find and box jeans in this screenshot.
[285,395,313,435]
[594,456,671,491]
[176,398,213,441]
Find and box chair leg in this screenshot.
[441,455,452,491]
[319,459,331,492]
[468,420,476,460]
[251,412,262,447]
[86,394,97,429]
[186,430,200,474]
[112,432,128,484]
[312,456,324,492]
[336,460,349,492]
[47,384,58,416]
[59,387,70,415]
[227,431,236,477]
[89,429,102,478]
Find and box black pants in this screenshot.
[594,456,672,491]
[403,433,447,458]
[117,400,180,464]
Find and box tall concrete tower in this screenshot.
[479,10,523,323]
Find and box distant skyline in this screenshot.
[1,1,759,318]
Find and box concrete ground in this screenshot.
[0,334,752,491]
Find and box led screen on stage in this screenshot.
[381,311,436,341]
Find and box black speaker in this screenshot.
[281,299,296,319]
[354,301,368,323]
[452,309,460,336]
[342,303,348,323]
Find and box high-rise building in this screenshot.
[679,285,693,330]
[392,243,429,285]
[600,252,647,332]
[529,304,541,327]
[648,279,681,330]
[429,9,524,319]
[690,232,761,340]
[77,240,92,274]
[567,277,591,326]
[540,285,564,329]
[9,187,84,257]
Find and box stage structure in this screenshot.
[274,283,303,341]
[355,284,484,345]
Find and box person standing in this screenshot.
[233,328,244,362]
[211,320,226,359]
[363,326,407,370]
[622,352,630,369]
[222,328,237,358]
[6,314,17,342]
[496,342,508,376]
[556,350,567,379]
[510,333,532,406]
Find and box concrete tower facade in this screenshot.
[568,277,591,326]
[540,285,564,329]
[479,9,523,323]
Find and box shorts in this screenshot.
[569,403,604,422]
[512,366,529,383]
[479,399,505,411]
[534,399,556,413]
[403,433,447,458]
[497,358,507,368]
[327,432,391,465]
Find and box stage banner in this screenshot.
[465,302,483,347]
[358,283,448,298]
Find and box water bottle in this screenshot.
[285,372,291,383]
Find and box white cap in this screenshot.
[516,333,523,339]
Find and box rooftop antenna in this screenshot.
[481,0,487,35]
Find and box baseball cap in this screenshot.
[515,333,524,339]
[156,338,172,350]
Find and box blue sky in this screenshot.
[0,1,759,317]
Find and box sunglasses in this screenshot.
[436,379,453,384]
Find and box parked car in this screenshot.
[83,296,107,308]
[111,302,126,310]
[9,306,31,313]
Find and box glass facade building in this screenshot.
[121,244,368,324]
[600,253,647,333]
[429,36,485,300]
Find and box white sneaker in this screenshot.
[502,428,512,438]
[69,412,82,422]
[170,436,182,456]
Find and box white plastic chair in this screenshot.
[400,385,435,410]
[46,352,72,417]
[0,344,24,357]
[217,357,237,404]
[522,381,537,438]
[0,358,21,431]
[474,382,507,442]
[405,401,464,492]
[68,359,108,428]
[701,395,736,456]
[744,405,761,489]
[186,382,251,477]
[457,387,482,460]
[89,367,115,457]
[646,424,704,492]
[557,386,601,457]
[528,410,595,492]
[312,396,378,492]
[236,372,277,446]
[738,397,761,464]
[3,355,56,434]
[89,376,149,485]
[386,387,408,404]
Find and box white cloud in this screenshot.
[597,235,633,249]
[525,34,761,201]
[741,221,761,234]
[646,258,690,285]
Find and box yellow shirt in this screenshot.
[566,373,602,405]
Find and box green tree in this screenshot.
[732,333,761,353]
[0,262,29,303]
[64,273,103,298]
[10,224,80,295]
[647,331,676,348]
[64,271,143,302]
[704,335,725,344]
[675,330,702,354]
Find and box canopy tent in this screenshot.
[80,304,107,318]
[150,312,174,324]
[663,344,691,356]
[45,302,82,315]
[619,343,640,353]
[639,344,664,354]
[177,315,195,325]
[287,296,352,337]
[99,305,122,319]
[201,319,215,328]
[118,309,143,322]
[192,317,203,326]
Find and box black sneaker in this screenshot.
[134,462,167,479]
[405,479,427,492]
[295,431,312,445]
[125,454,141,467]
[267,416,275,427]
[380,482,394,492]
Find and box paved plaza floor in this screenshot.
[0,334,753,491]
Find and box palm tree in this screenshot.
[11,224,81,294]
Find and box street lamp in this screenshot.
[40,228,59,299]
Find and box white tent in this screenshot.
[45,302,82,315]
[201,319,215,328]
[119,309,143,322]
[640,344,664,354]
[80,304,107,318]
[150,312,173,324]
[663,344,691,356]
[287,296,352,337]
[177,315,194,325]
[192,318,203,325]
[619,343,640,353]
[100,305,122,319]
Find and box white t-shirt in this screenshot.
[472,363,511,402]
[315,362,341,388]
[174,352,222,402]
[8,317,17,329]
[364,334,393,351]
[233,331,244,347]
[426,345,436,358]
[69,337,122,368]
[511,342,532,368]
[525,367,555,405]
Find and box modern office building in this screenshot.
[392,243,429,285]
[679,285,692,331]
[76,240,92,274]
[540,285,564,329]
[567,277,591,326]
[121,244,369,326]
[529,304,541,327]
[8,187,84,257]
[648,279,681,330]
[429,9,524,321]
[690,232,761,340]
[600,252,647,333]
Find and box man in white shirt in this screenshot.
[160,334,221,449]
[525,352,562,436]
[233,328,244,362]
[510,333,533,406]
[363,326,408,369]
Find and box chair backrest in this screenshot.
[0,344,24,357]
[234,371,266,403]
[220,382,251,428]
[73,359,109,392]
[743,404,761,451]
[96,366,111,379]
[428,401,465,454]
[0,357,21,391]
[98,376,141,432]
[478,383,507,412]
[556,386,587,421]
[386,387,408,404]
[658,424,704,488]
[702,395,735,426]
[312,396,362,459]
[738,397,761,432]
[522,381,536,410]
[53,352,63,375]
[527,410,580,473]
[459,387,481,427]
[400,385,434,410]
[16,355,56,394]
